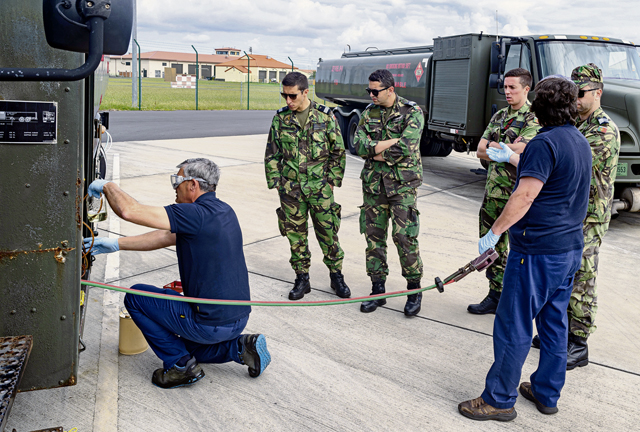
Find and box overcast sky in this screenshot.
[135,0,640,70]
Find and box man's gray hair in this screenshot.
[177,158,219,192]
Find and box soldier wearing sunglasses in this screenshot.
[265,72,350,300]
[354,69,425,317]
[530,64,620,370]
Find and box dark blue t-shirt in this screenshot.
[509,123,592,255]
[165,192,251,325]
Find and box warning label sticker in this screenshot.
[414,63,424,82]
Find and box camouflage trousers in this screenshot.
[569,221,609,338]
[359,190,422,282]
[479,193,509,293]
[276,184,344,274]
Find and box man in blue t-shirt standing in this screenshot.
[458,77,592,421]
[85,158,271,389]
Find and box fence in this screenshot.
[101,77,332,111]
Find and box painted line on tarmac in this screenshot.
[93,153,121,432]
[420,182,481,204]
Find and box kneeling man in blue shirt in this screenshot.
[458,77,592,421]
[86,158,271,389]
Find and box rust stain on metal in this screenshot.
[0,242,75,263]
[75,175,83,228]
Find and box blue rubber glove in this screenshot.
[84,237,119,255]
[479,229,500,254]
[486,142,515,164]
[88,179,110,198]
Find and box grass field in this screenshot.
[101,77,334,111]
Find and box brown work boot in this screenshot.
[458,396,517,422]
[519,382,558,414]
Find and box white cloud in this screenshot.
[181,33,211,43]
[133,0,640,69]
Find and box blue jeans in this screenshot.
[481,248,582,409]
[124,284,248,370]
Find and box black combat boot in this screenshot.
[330,270,351,298]
[404,280,422,317]
[531,334,541,349]
[566,333,589,370]
[360,279,386,313]
[289,273,311,300]
[467,289,501,315]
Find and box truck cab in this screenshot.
[316,33,640,213]
[492,35,640,211]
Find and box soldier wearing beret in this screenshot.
[265,71,351,301]
[354,69,425,317]
[532,64,621,370]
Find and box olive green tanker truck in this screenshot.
[316,33,640,214]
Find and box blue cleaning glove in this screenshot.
[84,237,119,255]
[486,142,515,164]
[479,229,500,254]
[88,179,110,198]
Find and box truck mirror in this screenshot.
[490,42,501,74]
[0,0,133,82]
[44,0,133,56]
[489,73,505,95]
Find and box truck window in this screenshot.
[505,44,522,72]
[504,43,532,73]
[537,41,640,80]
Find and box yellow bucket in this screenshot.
[119,308,149,355]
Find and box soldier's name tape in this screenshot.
[80,279,454,307]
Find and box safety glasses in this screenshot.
[170,174,207,190]
[281,92,300,100]
[365,86,390,97]
[578,88,598,98]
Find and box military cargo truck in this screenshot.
[316,33,640,213]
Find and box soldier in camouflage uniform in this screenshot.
[564,64,620,369]
[264,72,351,301]
[354,69,425,317]
[468,68,540,315]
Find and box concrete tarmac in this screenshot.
[7,134,640,431]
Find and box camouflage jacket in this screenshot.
[482,101,540,200]
[354,95,425,197]
[265,101,345,198]
[576,107,620,223]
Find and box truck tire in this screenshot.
[437,143,453,157]
[421,140,442,156]
[333,110,347,145]
[346,114,360,155]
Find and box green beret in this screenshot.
[571,63,603,89]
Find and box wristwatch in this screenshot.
[486,140,492,150]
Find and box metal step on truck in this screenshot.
[316,33,640,214]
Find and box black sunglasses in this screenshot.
[281,92,300,100]
[578,88,598,98]
[365,86,390,97]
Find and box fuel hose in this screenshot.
[80,279,455,307]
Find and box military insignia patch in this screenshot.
[597,126,607,133]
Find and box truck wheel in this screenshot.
[333,110,347,145]
[347,115,360,155]
[421,140,441,156]
[437,143,453,157]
